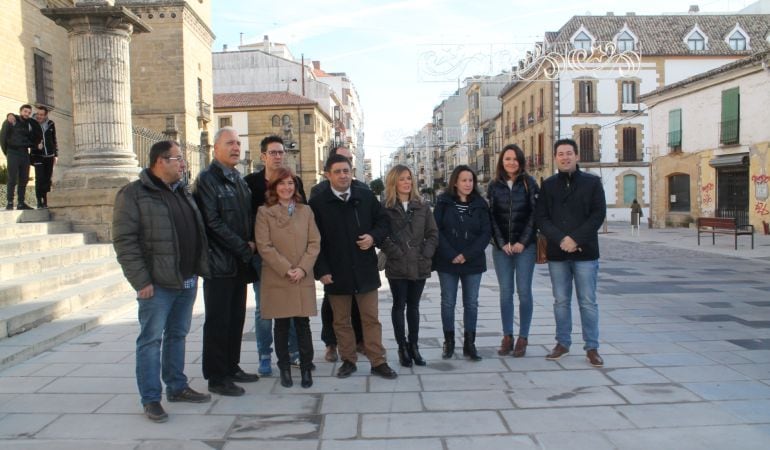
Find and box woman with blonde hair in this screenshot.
[380,165,438,367]
[255,167,320,388]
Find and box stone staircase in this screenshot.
[0,209,134,371]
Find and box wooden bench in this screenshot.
[697,217,754,250]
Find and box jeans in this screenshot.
[6,152,30,204]
[547,259,600,350]
[438,271,482,333]
[388,278,426,345]
[253,282,298,360]
[275,317,314,371]
[136,284,197,405]
[492,245,536,337]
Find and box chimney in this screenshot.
[312,61,321,70]
[607,11,614,16]
[263,34,270,50]
[626,12,636,16]
[223,44,228,52]
[689,4,699,14]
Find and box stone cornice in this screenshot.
[41,5,151,34]
[120,1,215,42]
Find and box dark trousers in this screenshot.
[6,152,30,204]
[275,317,313,371]
[321,293,363,346]
[388,278,427,346]
[32,156,55,202]
[202,277,247,382]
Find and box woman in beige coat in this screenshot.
[255,167,320,388]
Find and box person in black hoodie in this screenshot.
[0,104,42,210]
[487,144,539,358]
[434,165,491,361]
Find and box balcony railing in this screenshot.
[667,130,682,152]
[720,119,739,145]
[527,113,534,124]
[197,101,211,123]
[518,118,525,130]
[577,100,597,114]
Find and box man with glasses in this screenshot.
[244,135,307,376]
[113,141,211,423]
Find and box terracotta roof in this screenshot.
[545,14,770,56]
[214,92,317,109]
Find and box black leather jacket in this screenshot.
[487,175,539,250]
[192,160,257,280]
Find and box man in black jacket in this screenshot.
[0,104,42,210]
[193,127,260,396]
[535,138,606,368]
[32,106,58,209]
[310,153,397,379]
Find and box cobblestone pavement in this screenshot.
[0,223,769,449]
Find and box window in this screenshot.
[579,128,595,162]
[537,133,544,167]
[623,174,638,205]
[622,127,637,161]
[574,31,592,50]
[218,116,232,128]
[720,87,740,145]
[538,88,544,119]
[668,109,682,151]
[282,115,291,126]
[688,31,705,51]
[272,115,280,127]
[33,49,54,107]
[617,31,635,52]
[621,81,637,106]
[303,113,311,126]
[668,174,690,212]
[578,80,595,113]
[728,31,747,51]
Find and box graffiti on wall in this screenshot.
[701,182,714,206]
[753,174,769,216]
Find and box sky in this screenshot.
[211,0,748,176]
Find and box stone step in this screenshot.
[0,268,132,339]
[0,289,137,371]
[0,232,97,259]
[0,209,51,224]
[0,256,123,308]
[0,243,114,279]
[0,221,71,240]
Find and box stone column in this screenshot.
[42,2,150,241]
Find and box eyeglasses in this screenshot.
[163,156,185,162]
[266,150,285,157]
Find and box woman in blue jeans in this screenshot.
[434,165,491,361]
[487,144,539,358]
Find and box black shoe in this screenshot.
[231,369,259,383]
[398,344,413,367]
[208,379,245,396]
[371,363,398,379]
[300,369,313,388]
[408,341,426,366]
[442,331,455,359]
[143,401,168,423]
[167,387,211,403]
[279,368,293,388]
[6,203,14,211]
[463,331,482,361]
[36,199,46,209]
[336,360,357,378]
[16,203,33,210]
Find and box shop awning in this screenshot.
[709,153,748,168]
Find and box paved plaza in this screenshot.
[0,223,769,449]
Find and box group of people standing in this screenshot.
[111,126,607,424]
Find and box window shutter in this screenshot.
[720,88,740,144]
[668,109,681,148]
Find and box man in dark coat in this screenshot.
[0,104,42,210]
[310,153,397,379]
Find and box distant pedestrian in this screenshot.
[535,138,607,368]
[487,144,539,358]
[630,199,643,236]
[380,165,438,367]
[434,165,491,361]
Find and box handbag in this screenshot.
[536,233,548,264]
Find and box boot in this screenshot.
[398,343,413,367]
[442,331,455,359]
[36,197,45,209]
[279,367,293,387]
[513,336,528,358]
[463,331,482,361]
[497,334,513,356]
[300,369,313,388]
[408,341,426,366]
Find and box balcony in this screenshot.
[537,107,544,120]
[720,119,740,145]
[504,124,510,138]
[577,100,597,114]
[668,130,682,152]
[527,113,534,124]
[197,101,211,123]
[518,118,525,130]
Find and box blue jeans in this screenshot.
[253,281,298,360]
[136,284,196,405]
[438,271,482,333]
[492,245,536,337]
[547,259,600,350]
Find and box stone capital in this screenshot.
[42,5,151,36]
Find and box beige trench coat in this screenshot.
[255,203,321,319]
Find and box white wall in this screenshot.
[664,58,738,85]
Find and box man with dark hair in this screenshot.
[31,106,58,209]
[535,138,606,368]
[309,145,365,362]
[244,134,307,376]
[310,153,397,380]
[193,127,260,397]
[113,140,211,423]
[0,104,42,210]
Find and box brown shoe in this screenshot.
[325,345,338,362]
[497,335,513,356]
[545,343,569,360]
[586,349,604,367]
[512,337,528,358]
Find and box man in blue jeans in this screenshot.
[535,138,606,368]
[113,140,212,422]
